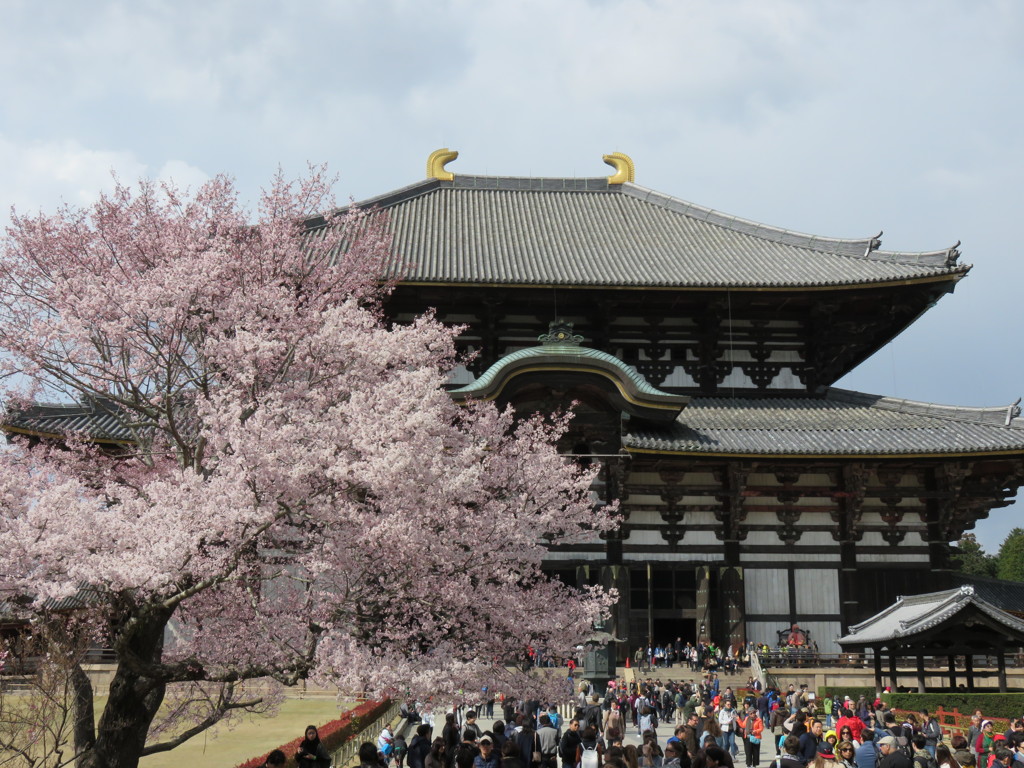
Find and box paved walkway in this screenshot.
[619,718,780,768]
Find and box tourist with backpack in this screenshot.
[921,712,942,759]
[575,726,603,768]
[912,734,938,768]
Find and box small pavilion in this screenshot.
[837,585,1024,693]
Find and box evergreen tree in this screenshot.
[997,528,1024,581]
[951,533,997,577]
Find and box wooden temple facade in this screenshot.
[7,150,1024,656]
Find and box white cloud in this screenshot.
[0,135,207,224]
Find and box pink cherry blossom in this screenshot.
[0,168,617,768]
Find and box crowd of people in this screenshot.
[632,641,758,674]
[261,675,1024,768]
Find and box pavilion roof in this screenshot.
[836,585,1024,647]
[2,398,134,444]
[624,387,1024,457]
[316,174,969,289]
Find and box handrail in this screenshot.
[332,700,401,768]
[758,651,1024,669]
[750,652,765,688]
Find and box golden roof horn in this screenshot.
[603,152,635,185]
[427,148,459,181]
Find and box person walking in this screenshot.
[740,706,764,768]
[719,701,739,759]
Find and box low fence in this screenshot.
[331,700,401,768]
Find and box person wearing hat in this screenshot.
[817,741,840,768]
[977,721,997,768]
[877,736,912,768]
[474,736,499,768]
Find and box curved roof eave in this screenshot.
[450,344,689,420]
[621,386,1024,459]
[307,174,969,290]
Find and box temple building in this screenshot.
[7,149,1024,655]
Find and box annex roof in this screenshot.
[836,585,1024,647]
[317,174,970,289]
[624,388,1024,457]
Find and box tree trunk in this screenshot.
[71,662,96,758]
[77,616,167,768]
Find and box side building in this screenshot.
[7,150,1024,656]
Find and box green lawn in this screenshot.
[139,697,349,768]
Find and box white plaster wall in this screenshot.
[858,553,930,563]
[795,570,840,614]
[745,569,790,614]
[747,621,785,647]
[661,366,697,387]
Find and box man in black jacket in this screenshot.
[583,696,603,733]
[408,724,432,768]
[877,736,913,768]
[443,713,461,768]
[559,719,582,768]
[798,720,823,765]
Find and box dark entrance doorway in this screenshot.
[629,565,698,649]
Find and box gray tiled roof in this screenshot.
[837,586,1024,646]
[954,575,1024,613]
[3,399,134,443]
[624,388,1024,456]
[319,175,969,288]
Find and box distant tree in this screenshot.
[997,528,1024,581]
[950,533,997,577]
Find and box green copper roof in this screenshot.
[451,325,689,421]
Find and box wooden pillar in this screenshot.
[720,566,746,652]
[948,655,957,689]
[874,648,884,695]
[998,650,1008,693]
[646,562,653,644]
[696,565,711,644]
[916,653,926,693]
[888,647,898,691]
[965,653,975,689]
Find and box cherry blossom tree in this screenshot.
[0,169,616,768]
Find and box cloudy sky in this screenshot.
[1,0,1022,549]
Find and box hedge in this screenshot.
[235,697,391,768]
[886,693,1024,722]
[818,686,877,701]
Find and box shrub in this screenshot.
[235,698,391,768]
